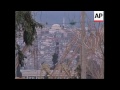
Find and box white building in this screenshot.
[51,24,61,30]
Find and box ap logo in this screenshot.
[94,11,104,22]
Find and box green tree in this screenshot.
[52,53,58,69]
[15,11,43,77]
[69,20,76,28]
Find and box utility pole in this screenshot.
[80,11,86,79]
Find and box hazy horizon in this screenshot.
[32,11,95,27]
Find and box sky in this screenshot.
[32,11,100,28]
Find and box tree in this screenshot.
[15,11,43,77]
[68,12,76,28]
[83,23,104,79]
[69,20,76,28]
[78,11,104,79]
[52,53,58,69]
[75,65,81,79]
[80,11,86,79]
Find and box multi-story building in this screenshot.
[18,24,77,71]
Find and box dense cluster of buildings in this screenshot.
[16,23,101,73]
[15,23,104,79]
[16,24,79,70]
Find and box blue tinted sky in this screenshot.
[32,11,95,27]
